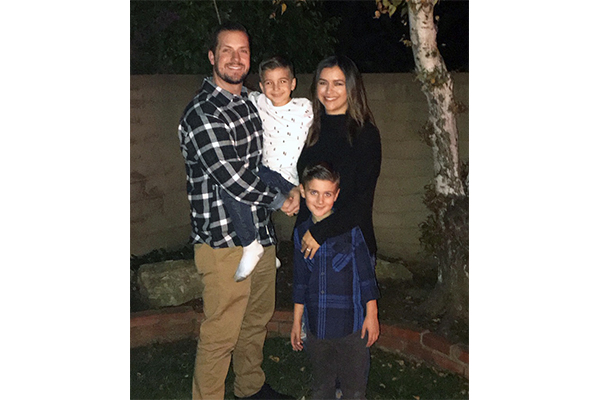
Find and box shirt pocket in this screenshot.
[331,238,353,272]
[301,249,315,272]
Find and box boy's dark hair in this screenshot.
[258,56,295,82]
[301,162,340,188]
[208,21,250,53]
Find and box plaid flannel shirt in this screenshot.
[178,78,286,248]
[293,217,381,339]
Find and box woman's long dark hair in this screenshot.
[306,55,375,147]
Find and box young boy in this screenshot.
[223,56,313,282]
[290,162,380,400]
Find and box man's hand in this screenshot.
[280,186,300,216]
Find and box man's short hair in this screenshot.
[208,21,250,53]
[301,162,340,188]
[258,56,295,82]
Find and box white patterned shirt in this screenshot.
[248,92,313,185]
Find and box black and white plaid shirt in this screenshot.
[178,77,286,248]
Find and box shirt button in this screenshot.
[320,290,325,294]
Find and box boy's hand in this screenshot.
[301,230,320,259]
[290,323,304,351]
[361,301,380,347]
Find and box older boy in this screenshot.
[225,56,312,281]
[290,162,380,400]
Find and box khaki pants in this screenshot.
[192,243,276,399]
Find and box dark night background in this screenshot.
[323,0,468,73]
[130,0,468,74]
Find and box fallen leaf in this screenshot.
[268,355,280,363]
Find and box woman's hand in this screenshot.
[301,230,320,259]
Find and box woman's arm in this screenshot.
[307,123,382,249]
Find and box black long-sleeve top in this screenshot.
[296,113,382,255]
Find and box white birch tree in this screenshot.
[376,0,469,332]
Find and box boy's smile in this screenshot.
[259,67,296,107]
[300,178,340,222]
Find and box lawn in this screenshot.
[131,336,468,400]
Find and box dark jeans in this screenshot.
[304,331,370,400]
[221,165,296,246]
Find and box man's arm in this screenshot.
[281,186,301,216]
[180,109,285,209]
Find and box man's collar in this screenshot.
[203,77,248,101]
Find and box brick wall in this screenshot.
[130,307,468,378]
[130,73,468,261]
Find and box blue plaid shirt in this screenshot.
[293,217,380,339]
[178,78,286,248]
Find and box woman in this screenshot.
[296,55,382,261]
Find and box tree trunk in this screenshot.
[408,0,463,197]
[407,0,468,328]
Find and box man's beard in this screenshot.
[214,63,248,85]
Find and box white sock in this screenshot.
[234,239,264,282]
[275,257,282,269]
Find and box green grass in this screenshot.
[131,337,468,400]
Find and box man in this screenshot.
[178,22,297,400]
